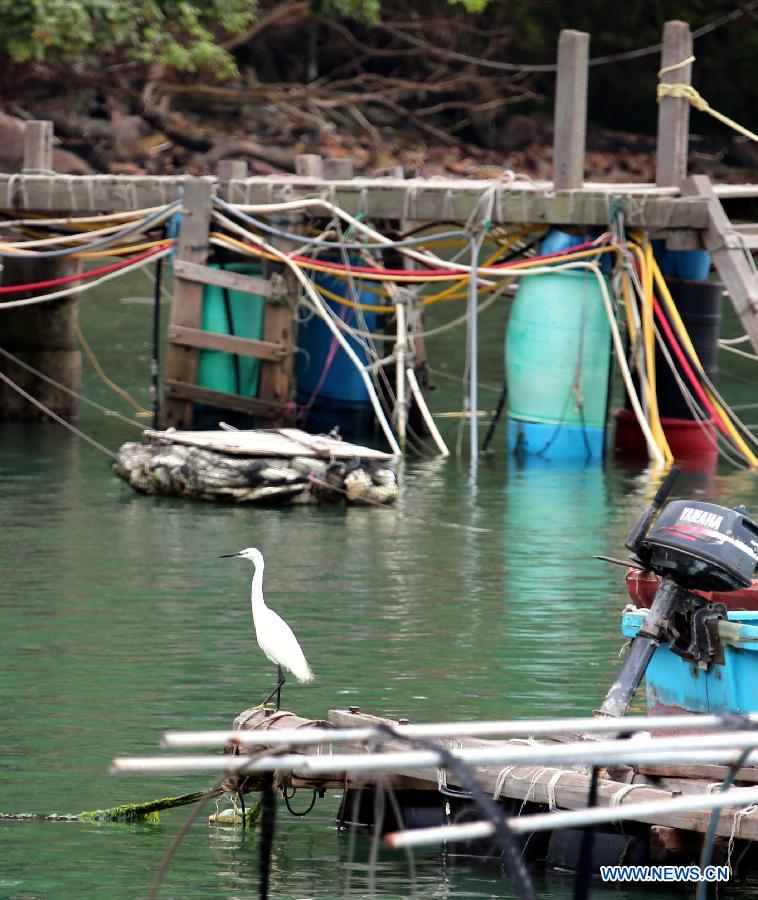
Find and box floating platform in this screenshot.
[218,707,758,873]
[113,428,397,505]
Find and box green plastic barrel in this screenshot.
[197,263,266,397]
[505,270,611,428]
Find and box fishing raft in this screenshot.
[113,428,398,505]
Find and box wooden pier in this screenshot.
[2,17,758,433]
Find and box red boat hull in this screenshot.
[626,569,758,611]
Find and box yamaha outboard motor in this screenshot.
[598,468,758,718]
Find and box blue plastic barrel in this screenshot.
[505,269,611,462]
[295,269,378,406]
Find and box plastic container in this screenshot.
[196,263,266,397]
[622,608,758,714]
[652,240,711,282]
[295,268,379,404]
[505,269,611,461]
[655,278,722,420]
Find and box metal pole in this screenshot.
[468,236,479,463]
[394,294,407,450]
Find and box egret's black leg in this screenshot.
[275,666,285,710]
[260,666,286,709]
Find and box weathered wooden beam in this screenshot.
[637,761,758,785]
[0,174,709,228]
[167,325,285,361]
[23,121,53,173]
[684,174,758,352]
[655,21,693,188]
[161,177,214,428]
[553,30,590,190]
[164,380,283,418]
[172,259,272,297]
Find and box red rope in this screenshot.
[0,245,170,296]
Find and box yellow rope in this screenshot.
[74,323,151,416]
[650,257,758,467]
[641,242,674,463]
[657,55,758,143]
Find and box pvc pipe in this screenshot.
[395,295,407,450]
[386,782,758,848]
[406,368,450,457]
[468,236,479,464]
[163,710,758,748]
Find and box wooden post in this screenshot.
[0,120,82,422]
[295,154,324,178]
[161,177,214,428]
[22,120,53,172]
[257,274,295,422]
[216,159,248,182]
[655,21,693,188]
[322,157,354,180]
[552,30,590,190]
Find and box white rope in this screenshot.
[727,803,758,873]
[609,783,651,807]
[546,771,565,811]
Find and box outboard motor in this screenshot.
[598,468,758,718]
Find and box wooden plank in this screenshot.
[161,178,214,428]
[172,259,272,297]
[0,174,710,228]
[167,325,285,361]
[655,21,693,188]
[553,30,589,190]
[23,121,53,173]
[164,380,283,418]
[143,427,393,459]
[327,710,758,840]
[684,175,758,352]
[637,762,758,785]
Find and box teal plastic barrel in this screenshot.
[197,263,266,397]
[505,270,611,460]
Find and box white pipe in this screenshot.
[468,236,479,463]
[395,296,407,449]
[163,710,758,748]
[406,368,450,457]
[115,739,758,777]
[386,783,758,848]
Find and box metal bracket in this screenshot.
[670,598,728,671]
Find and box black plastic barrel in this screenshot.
[624,278,722,421]
[655,278,722,420]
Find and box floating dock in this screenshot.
[113,427,398,504]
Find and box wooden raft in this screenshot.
[226,707,758,845]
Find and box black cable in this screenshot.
[282,787,317,817]
[259,772,276,900]
[217,263,242,396]
[572,765,600,900]
[239,790,247,830]
[151,250,163,429]
[375,723,536,900]
[480,382,508,454]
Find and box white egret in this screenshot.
[220,547,313,708]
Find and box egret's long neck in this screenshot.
[251,561,265,610]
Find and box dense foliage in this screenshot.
[0,0,256,76]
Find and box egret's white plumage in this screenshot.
[227,547,313,684]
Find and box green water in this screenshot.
[1,273,757,899]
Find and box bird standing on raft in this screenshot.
[219,547,313,709]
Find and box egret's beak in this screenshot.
[218,552,241,558]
